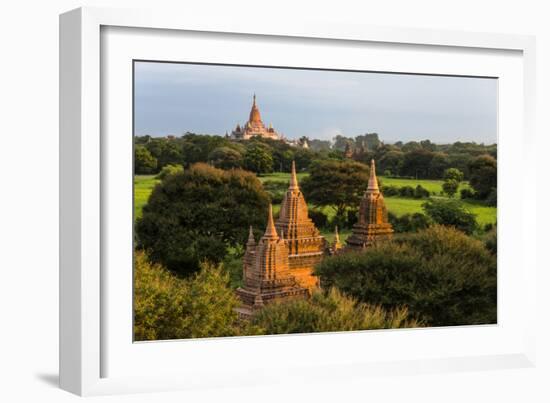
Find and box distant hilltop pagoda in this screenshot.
[235,205,309,318]
[276,161,326,290]
[345,159,394,250]
[230,94,281,141]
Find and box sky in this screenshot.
[134,61,498,144]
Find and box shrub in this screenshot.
[441,179,459,198]
[155,164,183,180]
[414,185,430,199]
[486,188,497,206]
[422,198,477,235]
[134,252,242,341]
[460,188,475,199]
[398,186,415,198]
[251,288,420,334]
[388,212,431,233]
[309,209,329,229]
[381,185,399,197]
[315,226,497,326]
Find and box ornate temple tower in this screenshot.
[236,204,309,318]
[231,94,281,141]
[345,159,394,250]
[275,161,326,290]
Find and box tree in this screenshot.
[252,288,420,334]
[208,146,243,169]
[243,142,274,174]
[136,163,270,275]
[301,160,369,223]
[315,226,497,326]
[441,168,463,198]
[156,164,183,180]
[135,145,157,174]
[134,251,242,341]
[468,154,497,199]
[422,199,477,234]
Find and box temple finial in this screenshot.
[289,160,299,190]
[264,204,278,238]
[367,159,380,193]
[247,226,256,245]
[334,226,340,244]
[253,93,256,106]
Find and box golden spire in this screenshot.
[263,204,278,238]
[289,160,299,191]
[249,94,262,123]
[367,159,380,193]
[334,226,341,244]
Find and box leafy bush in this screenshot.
[134,252,242,341]
[486,188,497,206]
[381,185,399,197]
[136,163,270,275]
[155,164,183,180]
[414,185,430,199]
[398,185,415,198]
[389,212,431,233]
[315,226,497,327]
[251,288,420,334]
[309,209,329,229]
[460,188,475,199]
[135,145,158,174]
[422,198,477,235]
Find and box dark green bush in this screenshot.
[251,288,420,334]
[309,209,329,229]
[398,185,415,198]
[414,185,430,199]
[460,188,475,199]
[422,198,477,235]
[315,225,497,327]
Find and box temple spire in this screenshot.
[334,226,341,244]
[247,226,256,246]
[289,160,299,191]
[263,204,278,239]
[367,159,380,193]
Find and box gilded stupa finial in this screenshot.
[264,204,278,238]
[289,160,299,191]
[367,159,380,193]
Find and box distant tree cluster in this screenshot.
[135,132,497,205]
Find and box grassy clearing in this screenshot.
[379,176,472,196]
[134,175,159,219]
[134,173,496,227]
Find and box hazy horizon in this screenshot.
[134,62,498,145]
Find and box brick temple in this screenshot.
[275,161,326,290]
[235,159,393,317]
[345,159,394,250]
[235,205,309,318]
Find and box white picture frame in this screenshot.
[59,6,537,396]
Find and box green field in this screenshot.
[134,173,496,227]
[134,175,159,219]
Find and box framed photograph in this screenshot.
[60,7,537,396]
